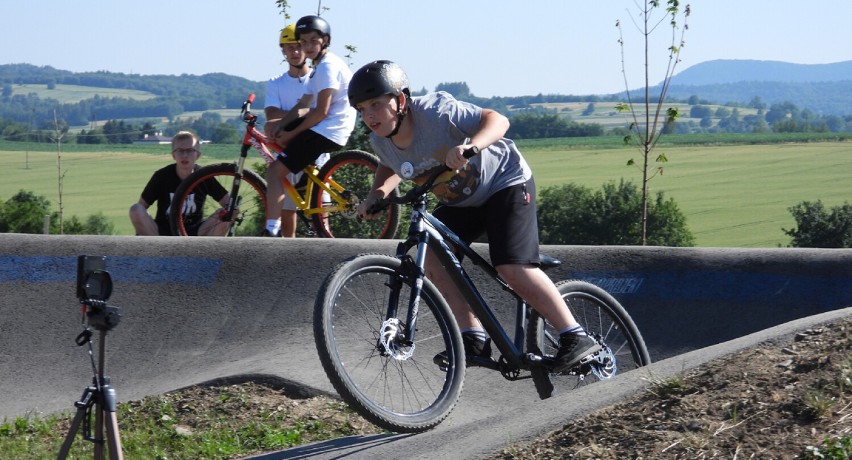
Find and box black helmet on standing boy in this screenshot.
[348,60,410,138]
[295,15,331,45]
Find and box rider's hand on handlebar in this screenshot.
[357,191,386,220]
[445,145,473,172]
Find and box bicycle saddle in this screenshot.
[539,254,562,270]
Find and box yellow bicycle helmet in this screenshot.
[279,24,298,45]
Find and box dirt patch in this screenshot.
[487,317,852,459]
[147,317,851,459]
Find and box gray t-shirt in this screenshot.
[369,91,531,207]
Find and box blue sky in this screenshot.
[2,1,851,97]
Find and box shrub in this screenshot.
[784,200,852,248]
[537,180,694,246]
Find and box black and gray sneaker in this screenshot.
[552,333,602,373]
[261,229,281,237]
[433,334,493,369]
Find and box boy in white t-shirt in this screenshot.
[262,15,355,237]
[263,23,330,237]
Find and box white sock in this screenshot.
[460,328,488,342]
[266,219,281,234]
[559,325,587,336]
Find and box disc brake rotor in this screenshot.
[379,318,414,360]
[589,346,617,380]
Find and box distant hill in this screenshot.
[670,59,852,85]
[661,59,852,115]
[0,63,263,104]
[2,60,852,129]
[0,63,263,126]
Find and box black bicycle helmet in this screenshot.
[348,60,410,108]
[349,61,411,138]
[295,15,331,39]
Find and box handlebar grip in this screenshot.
[463,146,480,159]
[241,94,255,116]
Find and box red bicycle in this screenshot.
[169,94,400,238]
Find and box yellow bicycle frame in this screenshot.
[281,164,354,218]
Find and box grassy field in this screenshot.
[6,83,157,104]
[0,144,265,236]
[523,101,762,130]
[1,140,850,247]
[520,140,852,247]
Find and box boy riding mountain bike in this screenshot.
[349,60,601,372]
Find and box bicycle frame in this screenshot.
[312,157,648,431]
[393,194,536,372]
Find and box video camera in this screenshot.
[76,255,121,331]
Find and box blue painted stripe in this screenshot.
[0,256,222,286]
[570,269,852,307]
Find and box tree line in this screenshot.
[5,179,850,249]
[3,64,851,146]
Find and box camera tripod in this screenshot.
[57,301,124,460]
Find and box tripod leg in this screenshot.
[102,384,124,460]
[57,386,95,460]
[57,405,88,460]
[104,411,124,460]
[94,404,105,460]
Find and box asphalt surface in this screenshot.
[2,233,851,458]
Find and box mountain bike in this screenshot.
[168,94,400,238]
[313,153,651,433]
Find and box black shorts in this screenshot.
[157,220,201,236]
[276,129,342,173]
[432,178,540,267]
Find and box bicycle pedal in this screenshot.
[467,355,499,370]
[433,354,497,371]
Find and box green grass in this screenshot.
[0,143,264,236]
[0,382,376,459]
[512,139,852,247]
[1,138,851,246]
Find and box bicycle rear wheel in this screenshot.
[170,163,267,237]
[310,150,401,239]
[314,254,465,433]
[527,279,650,399]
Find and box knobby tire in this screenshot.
[310,150,401,239]
[313,254,465,433]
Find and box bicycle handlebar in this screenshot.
[241,93,258,124]
[366,147,479,214]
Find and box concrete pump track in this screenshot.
[2,234,851,459]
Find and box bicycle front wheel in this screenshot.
[527,279,650,399]
[310,150,401,239]
[314,254,465,433]
[170,163,267,237]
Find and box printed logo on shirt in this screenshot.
[400,162,415,179]
[182,193,198,215]
[167,192,198,216]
